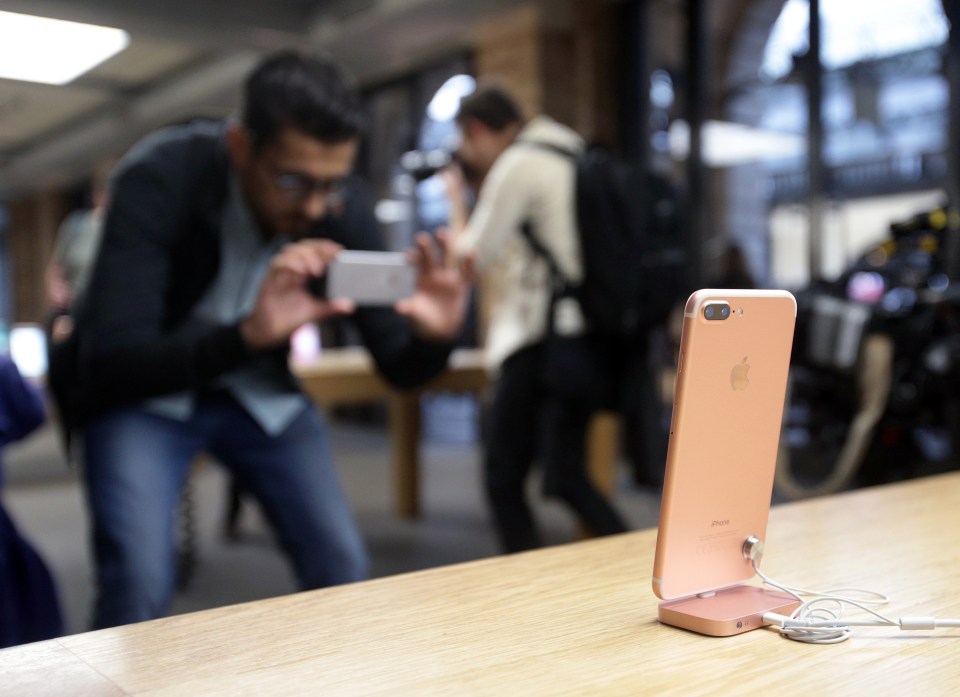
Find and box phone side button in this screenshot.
[677,351,683,373]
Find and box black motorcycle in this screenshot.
[776,215,960,499]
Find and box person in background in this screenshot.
[0,354,64,647]
[44,159,115,343]
[711,242,756,290]
[49,50,472,629]
[444,84,627,552]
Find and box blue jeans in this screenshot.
[82,391,368,629]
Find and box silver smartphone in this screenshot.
[320,250,416,306]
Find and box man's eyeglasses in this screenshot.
[272,172,346,204]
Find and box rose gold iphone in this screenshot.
[652,289,796,600]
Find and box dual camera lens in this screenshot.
[703,303,731,321]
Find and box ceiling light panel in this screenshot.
[0,11,130,86]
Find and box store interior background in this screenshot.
[2,0,959,634]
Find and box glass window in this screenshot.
[412,74,475,232]
[359,59,472,251]
[710,0,950,288]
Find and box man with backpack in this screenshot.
[446,85,629,552]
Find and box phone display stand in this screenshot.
[652,290,800,637]
[658,585,800,637]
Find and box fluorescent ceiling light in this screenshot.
[669,120,805,167]
[0,11,129,85]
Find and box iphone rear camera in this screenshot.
[704,303,730,321]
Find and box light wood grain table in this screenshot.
[292,347,620,519]
[4,472,958,696]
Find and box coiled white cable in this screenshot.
[743,536,960,644]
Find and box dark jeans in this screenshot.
[484,343,627,553]
[82,391,368,629]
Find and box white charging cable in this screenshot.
[743,536,960,644]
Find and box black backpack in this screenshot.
[520,142,689,338]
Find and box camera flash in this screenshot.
[737,307,744,316]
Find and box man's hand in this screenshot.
[395,230,476,342]
[45,263,73,311]
[240,239,355,350]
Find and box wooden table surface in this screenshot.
[292,346,490,405]
[292,347,621,519]
[293,347,488,518]
[4,471,959,696]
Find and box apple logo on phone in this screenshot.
[730,356,750,390]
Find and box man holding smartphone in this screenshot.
[50,51,471,629]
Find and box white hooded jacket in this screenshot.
[455,115,586,373]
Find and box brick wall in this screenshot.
[471,0,619,145]
[6,192,67,323]
[472,4,544,121]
